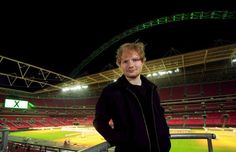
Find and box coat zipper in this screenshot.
[126,88,152,152]
[150,86,161,152]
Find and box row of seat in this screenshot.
[166,112,236,127]
[159,80,236,100]
[0,115,94,131]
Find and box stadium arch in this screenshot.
[70,10,236,77]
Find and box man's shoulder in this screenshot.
[100,82,122,97]
[104,81,119,90]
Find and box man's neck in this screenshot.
[126,75,142,86]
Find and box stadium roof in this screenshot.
[0,2,236,98]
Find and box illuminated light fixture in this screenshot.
[146,68,180,78]
[71,86,81,90]
[152,73,158,76]
[81,85,88,89]
[175,68,180,72]
[231,51,236,65]
[232,58,236,63]
[62,88,70,92]
[158,71,171,76]
[62,85,88,92]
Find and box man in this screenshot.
[93,42,171,152]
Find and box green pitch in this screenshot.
[9,128,236,152]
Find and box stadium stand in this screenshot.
[1,44,236,151]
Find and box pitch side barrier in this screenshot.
[0,128,9,152]
[80,133,216,152]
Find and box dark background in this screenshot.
[0,1,235,77]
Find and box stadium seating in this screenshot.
[0,80,236,130]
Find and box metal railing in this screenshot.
[80,133,216,152]
[171,133,216,152]
[0,128,9,152]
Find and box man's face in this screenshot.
[120,49,144,79]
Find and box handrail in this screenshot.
[0,128,9,152]
[80,133,216,152]
[171,133,216,152]
[79,142,111,152]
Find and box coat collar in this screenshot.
[116,74,156,89]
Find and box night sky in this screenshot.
[1,2,235,77]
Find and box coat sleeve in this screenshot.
[93,87,129,146]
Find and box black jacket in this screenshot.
[93,75,171,152]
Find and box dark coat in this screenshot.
[93,75,171,152]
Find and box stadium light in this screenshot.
[62,85,88,92]
[232,58,236,63]
[146,68,180,78]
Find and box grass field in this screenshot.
[9,126,236,152]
